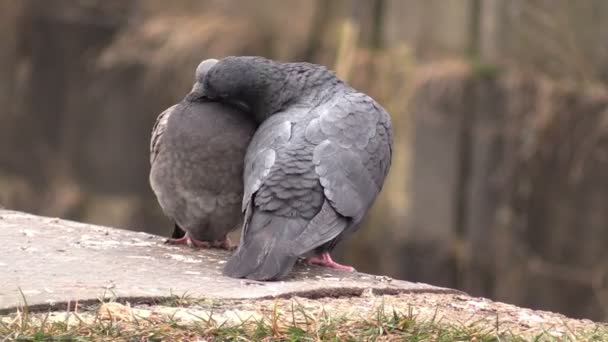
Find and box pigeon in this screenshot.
[149,59,256,249]
[197,56,393,280]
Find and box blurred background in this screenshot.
[1,0,607,321]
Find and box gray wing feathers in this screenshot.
[242,148,276,212]
[309,93,393,221]
[150,104,178,164]
[242,117,292,211]
[314,141,380,221]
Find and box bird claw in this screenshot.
[210,236,237,251]
[165,235,191,245]
[306,252,356,272]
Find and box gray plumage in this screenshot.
[199,56,393,280]
[149,59,256,246]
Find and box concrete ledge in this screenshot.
[0,210,459,314]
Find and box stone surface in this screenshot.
[0,210,459,313]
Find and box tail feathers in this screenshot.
[288,200,348,256]
[223,201,349,281]
[223,211,306,281]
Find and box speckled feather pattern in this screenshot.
[209,57,393,280]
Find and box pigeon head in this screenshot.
[198,56,290,122]
[195,58,219,83]
[187,58,218,100]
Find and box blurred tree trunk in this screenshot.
[350,0,386,85]
[369,0,385,50]
[467,0,481,59]
[22,0,127,181]
[0,1,23,174]
[303,0,335,61]
[0,0,132,216]
[368,0,386,85]
[352,0,385,49]
[0,1,19,116]
[478,0,504,63]
[449,0,482,291]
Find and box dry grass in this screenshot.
[1,292,606,341]
[0,303,517,341]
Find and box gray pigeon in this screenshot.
[198,56,392,280]
[149,59,256,249]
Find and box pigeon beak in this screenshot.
[188,82,249,112]
[228,99,251,113]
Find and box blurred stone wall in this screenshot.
[1,0,608,321]
[407,63,608,320]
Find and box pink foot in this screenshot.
[211,236,236,251]
[166,233,234,250]
[188,237,212,248]
[306,252,356,272]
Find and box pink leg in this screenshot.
[306,252,355,272]
[188,236,212,248]
[166,234,191,246]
